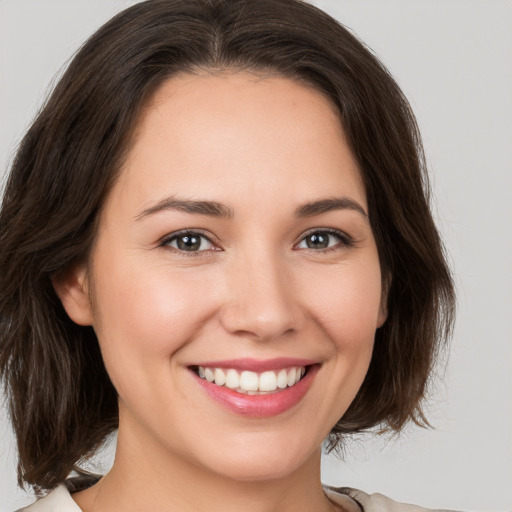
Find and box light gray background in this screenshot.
[1,1,511,511]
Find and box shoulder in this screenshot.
[18,483,460,512]
[15,484,82,512]
[325,486,460,512]
[16,475,100,512]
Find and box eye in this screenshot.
[296,230,350,251]
[162,231,215,252]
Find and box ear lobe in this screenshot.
[377,299,388,328]
[52,264,94,326]
[377,276,391,328]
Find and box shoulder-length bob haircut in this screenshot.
[0,0,455,492]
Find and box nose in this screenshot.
[219,250,302,341]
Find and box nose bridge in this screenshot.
[220,244,300,340]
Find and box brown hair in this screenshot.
[0,0,455,492]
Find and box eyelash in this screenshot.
[295,228,353,253]
[159,230,218,257]
[159,228,353,256]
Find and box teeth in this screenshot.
[240,371,259,391]
[225,369,240,389]
[277,369,288,389]
[204,367,215,383]
[214,368,226,386]
[259,371,277,392]
[287,367,297,386]
[196,366,307,394]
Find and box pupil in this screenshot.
[178,235,200,251]
[307,233,328,249]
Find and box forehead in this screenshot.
[107,71,366,217]
[143,70,341,124]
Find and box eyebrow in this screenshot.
[135,195,367,221]
[295,197,368,221]
[135,196,234,220]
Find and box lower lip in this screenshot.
[192,365,319,418]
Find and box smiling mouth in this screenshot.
[190,365,308,395]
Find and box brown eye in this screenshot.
[164,232,214,252]
[304,233,330,249]
[296,230,348,251]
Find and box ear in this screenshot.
[52,264,94,326]
[377,275,391,328]
[377,299,388,328]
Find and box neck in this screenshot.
[74,423,338,512]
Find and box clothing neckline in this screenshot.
[23,481,364,512]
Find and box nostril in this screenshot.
[218,280,301,341]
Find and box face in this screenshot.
[59,72,386,482]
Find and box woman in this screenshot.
[0,0,455,510]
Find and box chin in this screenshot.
[194,432,320,483]
[211,456,308,483]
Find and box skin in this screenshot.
[55,72,387,512]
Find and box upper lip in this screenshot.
[189,357,318,372]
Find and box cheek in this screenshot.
[304,261,383,348]
[295,263,381,433]
[88,254,219,397]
